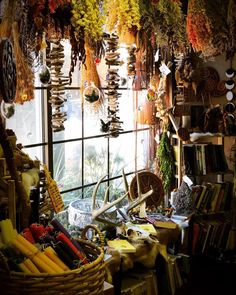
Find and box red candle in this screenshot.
[56,232,89,265]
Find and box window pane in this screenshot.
[109,133,135,176]
[6,90,44,145]
[83,182,108,201]
[22,146,44,163]
[118,89,135,131]
[61,189,82,207]
[136,129,150,170]
[83,98,106,137]
[84,137,108,184]
[61,40,80,87]
[52,89,82,141]
[53,141,82,191]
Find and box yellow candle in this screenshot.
[18,262,31,273]
[36,252,64,273]
[12,229,18,239]
[11,238,35,257]
[0,219,15,244]
[24,258,41,274]
[16,234,38,254]
[31,254,55,274]
[44,246,69,271]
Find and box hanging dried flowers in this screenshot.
[154,0,187,52]
[12,22,35,104]
[104,0,141,36]
[0,0,16,38]
[27,0,72,40]
[138,0,187,54]
[227,0,236,59]
[186,0,229,58]
[71,0,105,42]
[156,131,175,194]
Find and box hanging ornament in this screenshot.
[0,100,15,119]
[83,81,100,103]
[39,64,51,85]
[127,45,136,77]
[103,33,123,137]
[48,40,70,132]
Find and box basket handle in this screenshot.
[81,224,105,250]
[0,249,10,273]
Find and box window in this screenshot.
[6,41,152,207]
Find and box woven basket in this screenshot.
[0,225,105,295]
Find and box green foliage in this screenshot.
[156,132,175,194]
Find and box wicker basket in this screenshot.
[0,225,105,295]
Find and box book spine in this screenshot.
[201,145,206,175]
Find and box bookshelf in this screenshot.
[182,136,233,183]
[173,133,236,262]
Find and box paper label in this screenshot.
[159,62,171,76]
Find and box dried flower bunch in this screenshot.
[138,0,187,54]
[186,0,229,58]
[71,0,105,41]
[104,0,141,35]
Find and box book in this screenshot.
[135,223,157,235]
[183,145,196,175]
[209,183,222,212]
[153,220,178,229]
[201,144,207,175]
[107,239,136,253]
[214,182,227,212]
[195,185,207,210]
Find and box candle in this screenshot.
[24,258,41,274]
[18,261,31,273]
[54,242,77,269]
[15,234,38,255]
[56,232,89,264]
[22,228,35,244]
[51,218,88,264]
[11,235,62,273]
[29,223,47,242]
[11,238,35,257]
[0,219,15,244]
[31,254,55,274]
[44,246,69,271]
[36,252,64,273]
[50,218,69,237]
